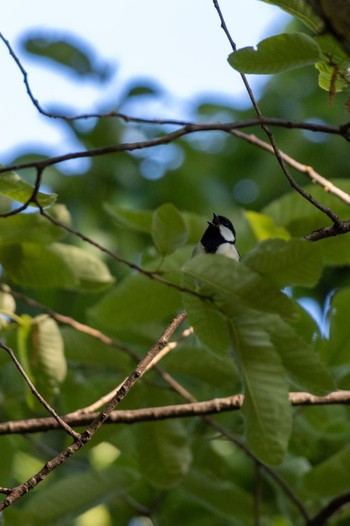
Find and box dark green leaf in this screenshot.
[229,316,292,465]
[183,254,296,319]
[152,203,188,255]
[304,445,350,498]
[182,469,253,522]
[88,273,181,332]
[135,419,192,488]
[325,288,350,365]
[244,238,324,288]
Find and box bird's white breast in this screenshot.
[216,242,240,261]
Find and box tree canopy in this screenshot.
[1,1,350,525]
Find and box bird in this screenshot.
[193,213,240,261]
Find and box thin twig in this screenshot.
[230,129,350,205]
[0,341,79,439]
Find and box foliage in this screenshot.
[1,2,350,525]
[229,0,350,96]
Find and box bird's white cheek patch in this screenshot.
[219,225,235,242]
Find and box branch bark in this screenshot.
[0,390,348,435]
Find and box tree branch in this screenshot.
[0,390,348,435]
[307,491,350,525]
[230,129,350,205]
[0,310,187,510]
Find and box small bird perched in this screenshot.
[193,213,240,261]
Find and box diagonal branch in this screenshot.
[230,129,350,205]
[0,310,187,510]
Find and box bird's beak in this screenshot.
[209,213,220,227]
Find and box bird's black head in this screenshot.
[201,213,236,253]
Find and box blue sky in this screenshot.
[1,1,289,161]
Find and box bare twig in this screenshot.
[0,341,79,439]
[230,129,350,205]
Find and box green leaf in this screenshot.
[31,315,67,392]
[182,254,296,319]
[182,469,253,522]
[135,419,192,488]
[53,244,115,291]
[229,316,292,465]
[228,33,321,74]
[315,60,350,93]
[183,293,231,355]
[245,210,291,241]
[23,35,107,79]
[152,203,188,255]
[17,315,66,403]
[244,238,324,288]
[0,211,64,247]
[182,256,294,464]
[264,179,350,236]
[103,204,153,234]
[1,242,114,290]
[325,288,350,365]
[21,466,135,524]
[266,313,334,394]
[88,273,181,332]
[304,445,350,498]
[260,0,324,32]
[0,169,56,208]
[315,34,350,93]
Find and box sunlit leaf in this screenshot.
[228,33,321,74]
[260,0,324,31]
[1,242,114,290]
[245,210,291,241]
[0,169,56,208]
[0,211,64,247]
